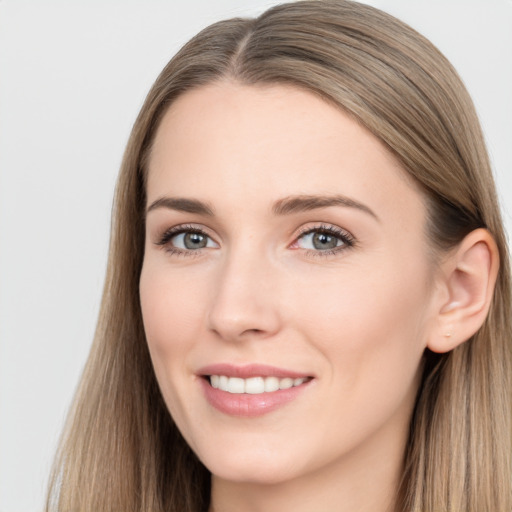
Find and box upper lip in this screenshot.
[197,363,313,379]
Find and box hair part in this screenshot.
[47,2,512,511]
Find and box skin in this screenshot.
[140,82,447,512]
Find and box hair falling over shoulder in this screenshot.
[46,1,512,511]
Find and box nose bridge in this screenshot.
[207,242,281,341]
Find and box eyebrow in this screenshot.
[146,197,214,216]
[272,194,379,221]
[146,193,378,221]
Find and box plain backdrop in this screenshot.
[0,1,511,510]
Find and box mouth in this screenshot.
[197,364,314,417]
[205,375,312,394]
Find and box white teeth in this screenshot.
[227,377,245,394]
[219,375,229,390]
[245,377,265,394]
[209,375,309,394]
[264,376,280,392]
[210,375,220,389]
[279,377,294,389]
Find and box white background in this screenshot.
[0,1,510,511]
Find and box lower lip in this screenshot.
[200,378,312,417]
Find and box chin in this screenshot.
[200,447,305,485]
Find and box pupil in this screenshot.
[184,232,207,249]
[313,232,337,250]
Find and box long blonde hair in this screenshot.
[47,1,512,510]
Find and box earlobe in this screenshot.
[427,228,499,354]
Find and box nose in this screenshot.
[207,247,282,342]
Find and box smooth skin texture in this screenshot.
[140,82,498,512]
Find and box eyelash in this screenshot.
[294,224,355,258]
[155,223,355,258]
[156,224,211,257]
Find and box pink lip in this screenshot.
[197,364,314,418]
[197,363,311,379]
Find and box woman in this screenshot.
[46,1,511,511]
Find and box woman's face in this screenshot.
[140,83,441,485]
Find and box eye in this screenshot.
[171,231,215,250]
[292,224,354,255]
[298,231,341,250]
[156,225,219,254]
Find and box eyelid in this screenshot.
[155,223,219,253]
[290,223,356,257]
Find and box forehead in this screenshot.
[147,81,425,228]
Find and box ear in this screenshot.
[427,228,500,353]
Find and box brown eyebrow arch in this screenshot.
[146,197,214,216]
[272,194,379,221]
[146,194,378,221]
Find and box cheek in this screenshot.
[286,265,430,456]
[140,263,203,348]
[292,259,431,392]
[139,264,206,406]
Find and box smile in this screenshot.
[198,365,314,417]
[209,375,310,394]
